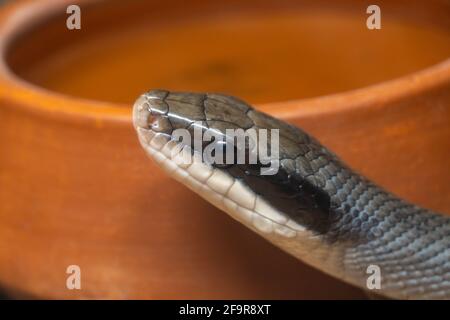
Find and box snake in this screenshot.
[132,89,450,299]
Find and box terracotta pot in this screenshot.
[0,0,449,299]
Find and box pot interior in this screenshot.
[5,0,450,105]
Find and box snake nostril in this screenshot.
[133,95,152,129]
[148,114,159,130]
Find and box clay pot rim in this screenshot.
[1,0,449,123]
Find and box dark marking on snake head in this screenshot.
[217,159,332,234]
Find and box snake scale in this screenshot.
[132,89,450,299]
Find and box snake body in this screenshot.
[133,90,450,299]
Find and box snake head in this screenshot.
[133,89,331,235]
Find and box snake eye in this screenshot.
[150,115,172,134]
[148,114,157,129]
